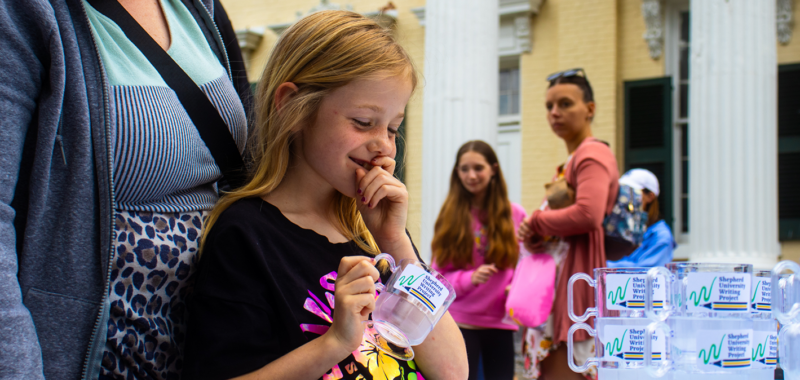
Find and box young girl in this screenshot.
[183,11,467,380]
[431,141,526,380]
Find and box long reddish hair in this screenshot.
[431,141,519,270]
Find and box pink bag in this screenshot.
[504,252,556,327]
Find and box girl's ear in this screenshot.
[492,162,499,177]
[275,82,300,112]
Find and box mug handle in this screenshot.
[644,321,672,378]
[567,322,598,373]
[568,273,597,322]
[772,260,800,325]
[373,253,397,292]
[646,267,673,321]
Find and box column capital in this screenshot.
[641,0,663,60]
[268,1,399,36]
[778,0,794,45]
[235,27,264,68]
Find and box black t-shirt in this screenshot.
[183,197,425,380]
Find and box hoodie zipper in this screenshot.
[193,0,232,78]
[79,1,116,378]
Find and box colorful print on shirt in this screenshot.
[302,271,426,380]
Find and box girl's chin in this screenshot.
[551,129,571,140]
[340,186,359,200]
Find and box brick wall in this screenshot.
[519,0,620,212]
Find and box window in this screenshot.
[395,115,407,183]
[779,63,800,240]
[624,78,673,233]
[499,67,520,116]
[665,2,690,246]
[497,56,522,203]
[676,10,690,235]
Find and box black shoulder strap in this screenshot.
[87,0,246,189]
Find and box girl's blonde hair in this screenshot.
[202,10,418,254]
[431,141,519,270]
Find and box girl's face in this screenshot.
[457,151,496,199]
[296,73,413,198]
[545,83,595,141]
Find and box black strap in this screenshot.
[87,0,246,188]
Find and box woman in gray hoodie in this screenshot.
[0,0,248,378]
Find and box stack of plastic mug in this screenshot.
[643,263,769,380]
[567,268,671,380]
[772,260,800,380]
[751,270,779,380]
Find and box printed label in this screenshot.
[606,274,666,310]
[751,277,772,312]
[751,330,778,368]
[686,273,751,313]
[393,265,450,314]
[696,329,752,370]
[602,325,665,362]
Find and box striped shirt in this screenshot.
[86,0,247,213]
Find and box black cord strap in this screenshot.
[87,0,246,188]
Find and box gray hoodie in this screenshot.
[0,0,227,378]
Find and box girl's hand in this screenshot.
[326,256,380,355]
[517,217,534,242]
[355,156,408,246]
[471,264,498,285]
[523,234,545,253]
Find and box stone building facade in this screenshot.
[224,0,800,268]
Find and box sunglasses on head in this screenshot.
[546,68,586,82]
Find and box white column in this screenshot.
[420,0,498,262]
[688,0,779,269]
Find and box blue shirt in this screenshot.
[608,220,676,268]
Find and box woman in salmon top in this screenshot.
[518,69,619,380]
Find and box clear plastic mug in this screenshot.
[644,317,754,376]
[597,367,673,380]
[568,268,671,322]
[655,263,754,317]
[366,253,456,361]
[779,322,800,380]
[567,319,668,373]
[771,260,800,325]
[772,260,800,380]
[750,271,778,378]
[751,270,773,317]
[750,318,778,372]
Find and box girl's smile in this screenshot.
[349,156,375,170]
[292,74,413,199]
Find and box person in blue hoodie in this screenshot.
[608,169,676,268]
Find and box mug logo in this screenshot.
[689,276,717,306]
[697,331,752,368]
[751,281,760,304]
[399,274,421,287]
[751,280,771,311]
[698,334,724,365]
[607,278,631,305]
[752,335,768,361]
[605,329,627,357]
